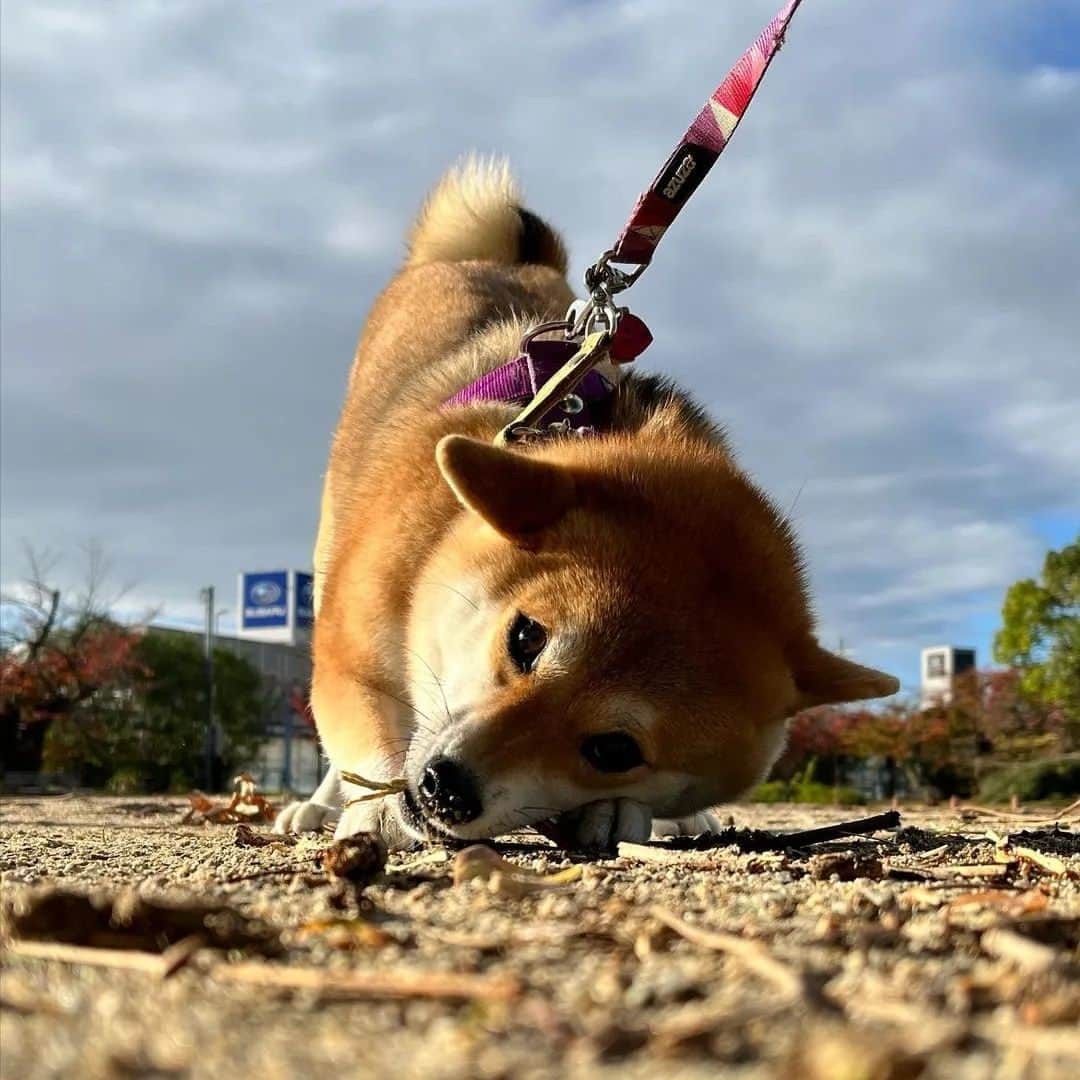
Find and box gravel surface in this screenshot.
[2,796,1078,1079]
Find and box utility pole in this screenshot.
[282,686,294,793]
[200,586,216,790]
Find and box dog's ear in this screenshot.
[436,435,576,545]
[792,638,899,709]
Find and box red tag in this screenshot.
[609,313,652,364]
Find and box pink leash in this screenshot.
[485,0,807,445]
[606,0,805,276]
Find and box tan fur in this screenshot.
[407,156,567,273]
[307,158,897,845]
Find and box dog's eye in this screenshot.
[581,733,645,773]
[508,613,548,673]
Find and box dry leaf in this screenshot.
[180,776,277,825]
[1010,846,1073,878]
[234,823,296,848]
[296,917,389,950]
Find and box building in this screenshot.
[155,566,323,794]
[920,645,977,708]
[233,569,321,791]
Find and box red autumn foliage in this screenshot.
[1,625,146,724]
[288,683,316,729]
[774,667,1070,785]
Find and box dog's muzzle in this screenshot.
[417,756,483,826]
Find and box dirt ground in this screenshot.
[1,796,1078,1080]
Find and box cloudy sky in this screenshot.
[2,0,1078,695]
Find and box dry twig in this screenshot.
[889,862,1015,882]
[616,843,719,866]
[340,771,408,807]
[214,962,519,1003]
[953,800,1080,824]
[647,810,902,856]
[650,906,809,1002]
[6,933,205,978]
[981,928,1060,975]
[453,845,583,896]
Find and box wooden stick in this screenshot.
[617,842,719,865]
[6,935,205,979]
[952,800,1080,823]
[214,962,520,1003]
[767,810,902,848]
[6,939,167,973]
[650,906,807,1002]
[660,810,902,855]
[981,928,1059,975]
[216,866,304,884]
[937,863,1015,879]
[889,862,1016,882]
[648,999,791,1053]
[159,934,208,977]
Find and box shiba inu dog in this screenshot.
[275,159,898,849]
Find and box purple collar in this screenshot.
[443,338,614,435]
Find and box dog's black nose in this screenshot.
[418,757,482,825]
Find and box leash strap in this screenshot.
[480,1,804,446]
[609,0,803,271]
[446,338,615,434]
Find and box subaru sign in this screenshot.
[242,571,289,629]
[295,572,314,628]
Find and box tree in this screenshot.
[994,536,1079,733]
[1,544,148,774]
[3,544,268,791]
[42,631,268,791]
[771,667,1070,800]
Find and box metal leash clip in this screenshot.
[565,249,645,341]
[493,250,652,446]
[584,250,648,297]
[495,330,611,446]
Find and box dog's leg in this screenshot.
[549,802,724,850]
[651,810,725,838]
[273,765,343,835]
[558,798,653,851]
[294,667,419,848]
[334,791,418,848]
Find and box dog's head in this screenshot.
[400,431,897,840]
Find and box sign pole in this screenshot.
[282,691,293,792]
[201,585,216,790]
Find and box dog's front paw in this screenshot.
[651,809,724,839]
[562,798,652,852]
[334,797,419,850]
[274,799,340,835]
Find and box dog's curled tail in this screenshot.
[407,156,568,274]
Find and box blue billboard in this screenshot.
[241,571,289,629]
[295,572,314,629]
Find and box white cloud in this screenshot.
[1,0,1077,691]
